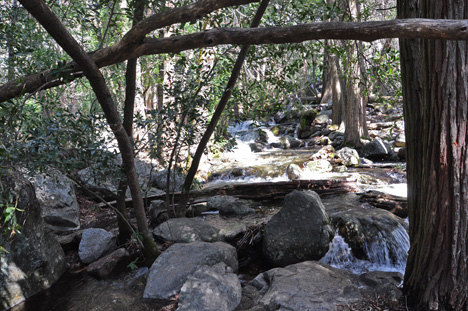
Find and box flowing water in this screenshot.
[210,120,409,275]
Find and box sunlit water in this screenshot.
[211,120,409,274]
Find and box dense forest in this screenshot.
[1,0,468,310]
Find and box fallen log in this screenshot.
[358,190,407,218]
[99,179,359,208]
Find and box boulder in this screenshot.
[306,159,333,172]
[263,190,334,267]
[77,157,160,200]
[336,147,360,166]
[78,228,117,264]
[76,160,120,200]
[0,168,66,310]
[87,248,131,279]
[151,169,185,192]
[31,168,80,231]
[359,137,393,160]
[178,263,242,311]
[237,261,403,311]
[153,218,221,243]
[143,241,238,300]
[279,135,302,149]
[286,163,302,180]
[206,195,255,216]
[239,261,361,311]
[315,111,331,124]
[147,199,168,226]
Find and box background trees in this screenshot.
[2,0,468,308]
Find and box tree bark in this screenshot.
[17,0,160,263]
[400,0,468,309]
[2,19,468,103]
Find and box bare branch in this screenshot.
[2,18,468,102]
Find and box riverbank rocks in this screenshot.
[151,169,185,192]
[178,263,242,311]
[359,137,392,160]
[207,195,255,216]
[279,135,302,149]
[336,147,360,166]
[237,261,402,311]
[152,218,221,243]
[87,248,131,279]
[78,228,117,264]
[263,190,334,267]
[0,168,66,310]
[143,241,238,300]
[32,169,80,232]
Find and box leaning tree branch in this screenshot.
[1,18,468,102]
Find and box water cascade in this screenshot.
[321,222,410,274]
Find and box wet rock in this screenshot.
[263,190,334,267]
[0,168,66,310]
[87,248,131,279]
[151,169,185,192]
[32,168,80,232]
[207,195,255,216]
[336,147,360,166]
[286,163,302,180]
[279,135,302,149]
[147,199,168,226]
[78,228,117,264]
[143,241,238,300]
[178,263,242,311]
[359,137,393,160]
[325,194,409,269]
[306,159,333,172]
[249,142,264,153]
[153,218,221,243]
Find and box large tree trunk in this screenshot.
[400,0,468,309]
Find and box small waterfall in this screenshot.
[321,223,409,275]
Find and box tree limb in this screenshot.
[1,18,468,102]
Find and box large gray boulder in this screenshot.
[143,241,238,300]
[207,195,255,216]
[151,169,185,192]
[359,137,393,160]
[178,263,242,311]
[237,261,402,311]
[32,168,80,231]
[0,168,66,310]
[77,157,160,200]
[263,190,334,267]
[152,218,221,243]
[78,228,117,264]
